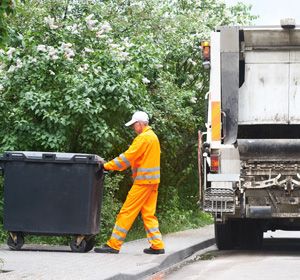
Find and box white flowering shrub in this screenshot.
[0,0,255,242]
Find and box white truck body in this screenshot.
[202,21,300,249]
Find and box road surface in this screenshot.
[157,231,300,280]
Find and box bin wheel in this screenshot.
[7,233,24,250]
[84,236,96,252]
[70,238,87,253]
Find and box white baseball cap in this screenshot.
[125,111,149,126]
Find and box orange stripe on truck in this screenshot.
[211,101,221,141]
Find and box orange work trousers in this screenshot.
[107,184,164,251]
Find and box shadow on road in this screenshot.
[2,245,72,253]
[263,237,300,251]
[211,237,300,258]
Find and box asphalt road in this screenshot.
[155,231,300,280]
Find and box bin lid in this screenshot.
[1,151,104,164]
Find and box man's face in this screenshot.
[132,121,143,134]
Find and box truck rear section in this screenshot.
[201,20,300,249]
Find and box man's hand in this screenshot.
[96,161,105,177]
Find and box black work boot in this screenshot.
[94,244,119,254]
[143,247,165,254]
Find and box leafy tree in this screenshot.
[0,0,15,46]
[0,0,256,243]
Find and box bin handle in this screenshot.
[42,153,56,160]
[5,152,25,159]
[72,155,93,162]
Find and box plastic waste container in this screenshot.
[0,151,104,252]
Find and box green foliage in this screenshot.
[0,0,255,244]
[0,0,15,47]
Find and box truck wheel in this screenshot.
[237,220,263,250]
[215,221,234,250]
[7,232,24,250]
[70,238,87,253]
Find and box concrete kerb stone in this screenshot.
[106,238,215,280]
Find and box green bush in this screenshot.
[0,0,255,244]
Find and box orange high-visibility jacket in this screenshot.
[104,126,160,185]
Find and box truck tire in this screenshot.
[215,220,234,250]
[236,220,263,250]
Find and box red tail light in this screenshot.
[210,154,219,173]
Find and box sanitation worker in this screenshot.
[94,111,165,254]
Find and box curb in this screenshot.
[106,238,215,280]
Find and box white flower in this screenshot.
[123,38,134,48]
[85,14,98,31]
[44,16,59,30]
[87,20,98,31]
[78,64,89,73]
[163,12,170,18]
[190,97,197,103]
[93,66,102,75]
[15,59,23,69]
[61,43,72,49]
[85,14,94,21]
[84,47,94,53]
[64,49,75,60]
[60,43,75,61]
[96,21,112,38]
[37,45,47,52]
[0,62,6,74]
[85,98,91,106]
[156,64,163,69]
[37,45,59,60]
[7,47,16,59]
[46,46,59,60]
[0,84,4,91]
[49,70,55,75]
[7,65,16,73]
[51,55,59,61]
[180,38,189,45]
[0,49,5,56]
[119,51,129,59]
[96,29,105,38]
[48,46,57,56]
[110,43,119,49]
[132,1,145,8]
[187,58,197,66]
[142,77,151,84]
[66,24,79,35]
[101,22,112,33]
[195,82,203,90]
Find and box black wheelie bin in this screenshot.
[0,151,105,252]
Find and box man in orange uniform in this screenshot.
[94,111,165,254]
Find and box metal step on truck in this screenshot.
[200,19,300,250]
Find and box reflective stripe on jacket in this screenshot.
[104,126,160,184]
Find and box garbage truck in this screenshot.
[200,19,300,249]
